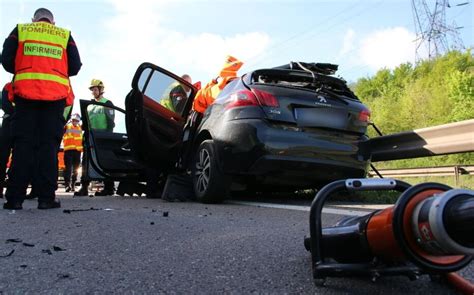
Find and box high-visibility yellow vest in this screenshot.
[63,123,83,152]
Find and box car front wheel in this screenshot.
[192,140,230,203]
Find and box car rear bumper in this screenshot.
[210,119,370,187]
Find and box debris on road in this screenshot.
[22,242,35,247]
[0,249,14,258]
[63,207,114,214]
[53,246,65,252]
[6,238,22,243]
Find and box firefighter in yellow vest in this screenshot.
[62,113,83,192]
[1,8,82,210]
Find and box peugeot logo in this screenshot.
[317,95,327,103]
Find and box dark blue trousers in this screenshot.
[0,117,12,197]
[63,150,81,186]
[5,97,65,203]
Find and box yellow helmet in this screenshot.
[89,79,104,90]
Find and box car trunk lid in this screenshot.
[245,68,370,134]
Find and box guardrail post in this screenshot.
[454,165,460,187]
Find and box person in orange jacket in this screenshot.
[167,56,243,187]
[192,55,243,114]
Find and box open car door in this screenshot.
[125,63,197,171]
[80,100,145,181]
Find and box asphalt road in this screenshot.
[0,192,471,294]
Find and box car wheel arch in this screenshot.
[192,130,212,155]
[191,139,231,203]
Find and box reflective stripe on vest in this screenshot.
[14,22,71,101]
[63,123,83,151]
[14,72,69,86]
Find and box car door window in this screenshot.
[140,70,192,116]
[138,68,152,91]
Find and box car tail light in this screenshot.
[224,90,259,109]
[253,89,279,107]
[358,109,371,123]
[224,89,279,110]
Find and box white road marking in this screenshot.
[227,201,371,216]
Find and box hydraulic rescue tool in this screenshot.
[305,178,473,292]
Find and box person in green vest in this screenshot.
[87,79,115,132]
[160,74,192,114]
[74,79,115,197]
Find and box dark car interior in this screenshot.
[80,101,144,180]
[251,64,359,101]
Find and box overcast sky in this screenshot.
[1,0,472,112]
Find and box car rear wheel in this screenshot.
[192,140,230,203]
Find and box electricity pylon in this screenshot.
[412,0,466,61]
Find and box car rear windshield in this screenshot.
[249,68,359,100]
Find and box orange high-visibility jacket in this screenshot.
[63,123,83,152]
[13,22,74,105]
[192,55,243,114]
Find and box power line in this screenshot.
[342,1,471,79]
[245,1,384,69]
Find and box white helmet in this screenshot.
[71,113,81,122]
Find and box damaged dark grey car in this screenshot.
[80,62,372,203]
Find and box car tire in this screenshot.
[192,140,230,204]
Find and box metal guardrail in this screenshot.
[368,165,473,186]
[369,119,474,162]
[368,165,474,177]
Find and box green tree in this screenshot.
[353,49,473,168]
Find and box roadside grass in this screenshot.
[302,175,474,205]
[240,176,473,205]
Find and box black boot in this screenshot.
[3,201,23,210]
[65,182,72,192]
